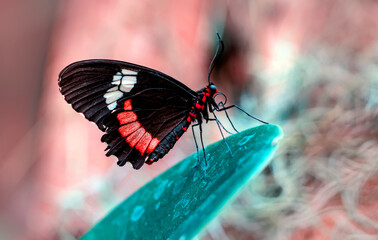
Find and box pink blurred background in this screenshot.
[1,0,377,239]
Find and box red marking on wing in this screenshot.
[115,99,162,158]
[135,132,152,155]
[186,116,191,122]
[126,128,145,147]
[183,127,187,131]
[117,111,137,125]
[124,99,132,110]
[147,137,160,154]
[118,122,141,137]
[202,95,206,103]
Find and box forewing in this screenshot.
[58,59,196,169]
[59,59,196,130]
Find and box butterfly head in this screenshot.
[208,83,217,97]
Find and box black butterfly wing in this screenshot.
[59,59,197,169]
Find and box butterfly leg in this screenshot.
[192,122,207,168]
[208,113,233,135]
[191,123,200,165]
[208,113,233,157]
[216,101,239,133]
[215,104,269,125]
[198,123,207,167]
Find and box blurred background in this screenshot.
[0,0,377,239]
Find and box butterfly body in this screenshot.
[59,59,218,169]
[146,85,218,166]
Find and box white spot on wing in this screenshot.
[105,69,138,110]
[112,79,121,85]
[120,84,134,92]
[104,91,123,104]
[123,75,137,84]
[122,69,137,75]
[108,102,117,110]
[113,75,122,81]
[107,86,119,92]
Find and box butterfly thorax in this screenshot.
[191,84,218,123]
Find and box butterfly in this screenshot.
[58,35,267,169]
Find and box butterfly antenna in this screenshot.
[208,33,224,84]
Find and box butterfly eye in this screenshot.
[209,84,217,95]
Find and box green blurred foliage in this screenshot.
[80,125,282,240]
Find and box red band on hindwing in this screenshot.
[135,132,152,155]
[116,99,161,157]
[126,128,145,147]
[147,138,160,154]
[117,111,137,125]
[118,122,141,137]
[124,99,132,110]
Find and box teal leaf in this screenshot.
[81,124,283,240]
